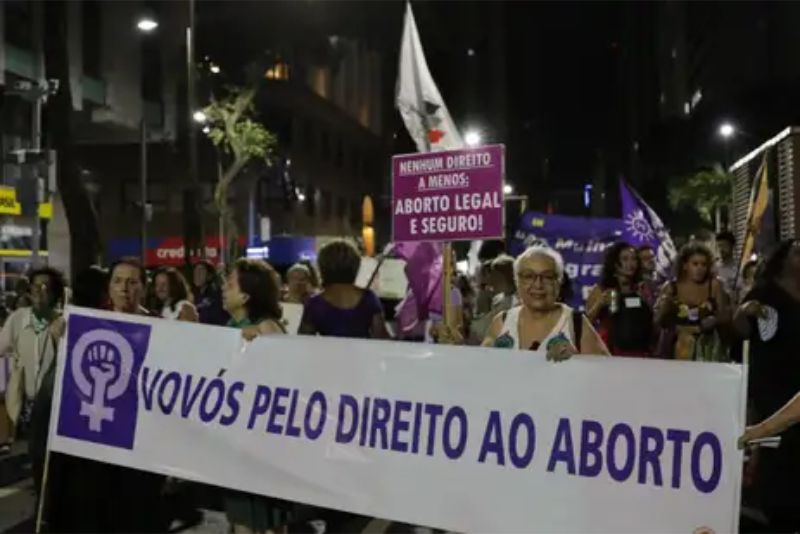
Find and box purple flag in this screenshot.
[619,180,676,279]
[392,241,443,334]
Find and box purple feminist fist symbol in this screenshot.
[70,330,135,432]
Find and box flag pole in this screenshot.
[734,152,769,292]
[442,242,453,330]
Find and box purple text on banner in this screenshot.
[392,145,505,242]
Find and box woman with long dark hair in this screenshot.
[151,267,198,322]
[192,260,228,325]
[586,242,654,356]
[735,239,800,532]
[654,242,730,360]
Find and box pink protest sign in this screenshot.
[392,144,505,242]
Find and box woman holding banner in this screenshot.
[482,245,608,358]
[586,242,655,357]
[59,258,168,533]
[735,239,800,532]
[222,258,292,533]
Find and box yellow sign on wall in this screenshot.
[0,187,21,216]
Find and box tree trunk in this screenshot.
[43,1,100,278]
[225,210,239,264]
[214,158,247,266]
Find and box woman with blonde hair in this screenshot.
[654,242,730,360]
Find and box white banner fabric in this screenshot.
[49,307,745,533]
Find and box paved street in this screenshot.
[0,478,34,533]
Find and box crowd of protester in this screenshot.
[0,234,796,532]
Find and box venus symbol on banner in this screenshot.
[71,329,135,431]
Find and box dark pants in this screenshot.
[759,437,800,533]
[43,456,166,533]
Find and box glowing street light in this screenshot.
[136,17,159,33]
[209,63,221,74]
[503,183,513,195]
[719,122,735,139]
[192,110,208,123]
[464,130,482,147]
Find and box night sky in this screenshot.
[196,0,800,221]
[198,0,627,191]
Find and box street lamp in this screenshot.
[136,15,159,264]
[719,122,735,139]
[503,183,513,195]
[464,130,482,147]
[193,110,208,123]
[136,17,158,32]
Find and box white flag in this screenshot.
[396,2,463,152]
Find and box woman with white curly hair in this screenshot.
[482,245,609,360]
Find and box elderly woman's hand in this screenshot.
[241,325,260,341]
[545,333,577,362]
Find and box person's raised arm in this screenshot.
[739,391,800,448]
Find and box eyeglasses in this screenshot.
[517,270,558,286]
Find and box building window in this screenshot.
[265,62,290,81]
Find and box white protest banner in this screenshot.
[50,307,744,533]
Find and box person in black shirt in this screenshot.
[734,239,800,532]
[586,242,655,357]
[192,260,229,325]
